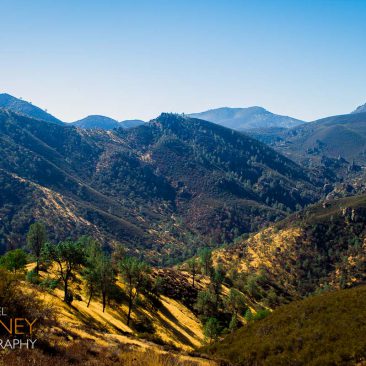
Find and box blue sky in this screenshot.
[0,0,365,122]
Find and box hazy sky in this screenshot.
[0,0,365,122]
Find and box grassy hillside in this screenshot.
[206,285,366,366]
[0,266,218,366]
[213,193,366,303]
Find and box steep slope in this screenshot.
[0,266,217,366]
[0,110,320,263]
[0,93,63,124]
[207,285,366,366]
[189,107,305,131]
[71,115,120,130]
[214,193,366,301]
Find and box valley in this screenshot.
[0,94,366,365]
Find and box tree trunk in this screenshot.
[127,294,133,325]
[35,258,39,276]
[102,291,106,313]
[87,289,93,307]
[64,279,68,302]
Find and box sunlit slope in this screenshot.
[32,267,205,351]
[214,194,366,299]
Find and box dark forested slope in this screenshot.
[0,111,321,263]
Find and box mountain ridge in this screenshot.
[70,115,145,130]
[0,93,63,125]
[274,111,366,166]
[189,106,305,131]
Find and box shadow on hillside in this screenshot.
[158,302,198,341]
[67,303,129,336]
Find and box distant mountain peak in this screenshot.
[70,115,145,130]
[119,119,145,129]
[189,106,305,131]
[0,93,14,102]
[71,115,120,130]
[352,102,366,114]
[0,93,63,125]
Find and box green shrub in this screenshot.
[26,269,40,284]
[0,249,27,273]
[253,308,271,321]
[40,277,59,290]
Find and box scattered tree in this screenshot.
[211,263,225,296]
[204,317,221,344]
[99,253,115,312]
[27,222,47,275]
[82,237,102,307]
[225,288,247,331]
[0,249,27,273]
[199,248,213,276]
[187,257,199,287]
[43,239,85,303]
[119,257,150,325]
[225,288,247,316]
[195,289,217,319]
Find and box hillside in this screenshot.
[0,110,321,263]
[206,285,366,366]
[0,93,63,125]
[274,112,366,166]
[189,107,305,131]
[213,193,366,301]
[0,264,219,366]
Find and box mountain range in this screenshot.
[0,93,145,130]
[2,92,366,365]
[1,93,307,132]
[0,109,320,263]
[2,92,366,264]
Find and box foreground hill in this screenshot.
[0,265,219,366]
[189,107,305,131]
[0,110,320,263]
[0,93,63,124]
[207,285,366,366]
